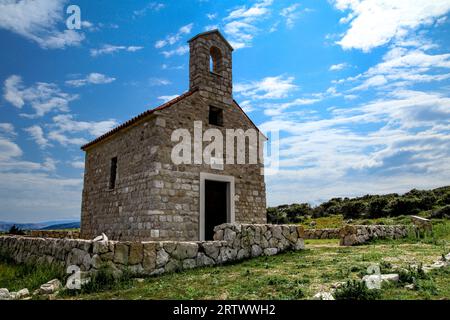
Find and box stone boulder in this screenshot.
[39,279,62,294]
[0,288,11,300]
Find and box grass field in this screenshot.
[57,240,448,300]
[1,219,449,300]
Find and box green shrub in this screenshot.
[334,280,381,300]
[341,201,367,219]
[430,205,450,219]
[267,186,450,222]
[386,198,421,216]
[8,225,25,235]
[368,197,389,218]
[398,264,428,284]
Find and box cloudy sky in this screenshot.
[1,0,450,222]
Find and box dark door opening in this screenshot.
[204,180,228,240]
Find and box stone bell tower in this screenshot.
[188,29,234,104]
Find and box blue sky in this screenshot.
[1,0,450,222]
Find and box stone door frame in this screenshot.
[199,172,235,241]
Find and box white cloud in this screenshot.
[3,75,25,108]
[148,78,171,86]
[47,131,87,146]
[3,75,78,117]
[333,0,450,52]
[52,114,118,137]
[329,63,349,71]
[0,123,16,136]
[157,95,179,103]
[0,171,82,222]
[261,88,450,205]
[0,0,84,49]
[234,75,298,100]
[65,73,116,87]
[343,46,450,91]
[0,137,22,161]
[280,4,301,29]
[24,125,50,149]
[161,45,189,58]
[90,45,144,57]
[206,13,217,20]
[133,2,165,18]
[42,114,118,147]
[223,0,273,49]
[264,98,322,116]
[225,0,272,21]
[154,23,194,49]
[71,160,85,169]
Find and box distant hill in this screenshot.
[40,222,80,230]
[268,185,450,224]
[0,219,80,232]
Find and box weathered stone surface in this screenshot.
[340,225,410,246]
[362,273,399,289]
[237,248,250,260]
[224,229,237,242]
[114,243,129,265]
[0,288,10,300]
[196,253,215,267]
[91,254,102,269]
[263,248,278,256]
[165,259,182,273]
[202,242,221,260]
[16,288,30,299]
[251,244,262,257]
[313,292,334,300]
[142,242,157,272]
[213,230,224,241]
[39,279,61,295]
[156,249,170,268]
[173,242,198,260]
[128,243,143,265]
[82,253,92,270]
[93,241,109,254]
[294,239,305,250]
[218,247,237,263]
[182,259,197,269]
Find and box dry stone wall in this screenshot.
[303,228,340,239]
[0,223,303,278]
[339,225,412,246]
[26,230,80,239]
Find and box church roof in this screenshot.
[80,88,198,150]
[188,29,234,51]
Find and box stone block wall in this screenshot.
[0,223,303,278]
[26,230,80,239]
[303,228,340,239]
[339,225,412,246]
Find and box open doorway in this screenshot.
[204,180,228,240]
[200,173,235,241]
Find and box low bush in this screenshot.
[334,280,381,300]
[398,264,428,285]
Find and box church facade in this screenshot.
[80,30,267,241]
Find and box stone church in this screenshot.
[80,30,267,242]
